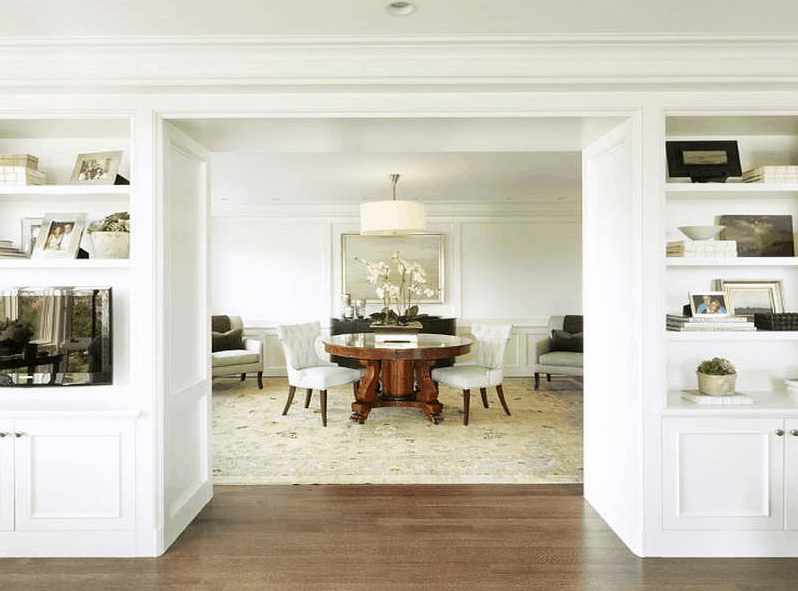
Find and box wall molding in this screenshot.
[2,35,798,89]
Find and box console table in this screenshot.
[330,316,457,370]
[323,333,471,424]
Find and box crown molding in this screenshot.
[2,34,798,89]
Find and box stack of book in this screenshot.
[0,239,26,258]
[667,240,737,258]
[0,154,45,185]
[680,390,753,405]
[743,165,798,183]
[666,314,756,331]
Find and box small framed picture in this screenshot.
[715,279,785,320]
[32,213,86,259]
[69,150,123,185]
[689,292,729,317]
[20,217,42,256]
[666,141,742,183]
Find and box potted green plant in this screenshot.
[87,211,130,259]
[696,357,737,396]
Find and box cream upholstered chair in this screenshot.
[431,321,512,426]
[211,315,263,389]
[533,315,583,390]
[276,321,363,427]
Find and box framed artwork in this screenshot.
[31,213,86,259]
[666,140,742,183]
[341,233,444,303]
[719,214,795,257]
[715,279,785,319]
[69,150,123,185]
[689,292,729,317]
[20,217,42,255]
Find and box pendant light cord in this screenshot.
[390,173,400,201]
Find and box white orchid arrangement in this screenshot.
[356,252,436,325]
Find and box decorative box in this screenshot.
[753,313,798,331]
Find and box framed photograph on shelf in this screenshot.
[69,150,124,185]
[20,217,42,255]
[718,214,795,257]
[715,279,785,320]
[689,291,729,317]
[341,233,445,303]
[666,140,742,183]
[31,213,86,259]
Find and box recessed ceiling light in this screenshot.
[386,2,417,16]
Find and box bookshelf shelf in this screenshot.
[666,257,798,267]
[0,185,130,197]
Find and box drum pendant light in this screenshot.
[360,173,427,235]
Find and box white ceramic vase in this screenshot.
[91,231,130,259]
[696,372,737,396]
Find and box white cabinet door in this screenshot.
[662,417,784,530]
[0,420,13,531]
[13,418,135,531]
[787,418,798,531]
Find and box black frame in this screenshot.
[666,140,742,183]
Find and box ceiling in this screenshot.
[6,0,798,37]
[182,117,601,205]
[210,151,581,204]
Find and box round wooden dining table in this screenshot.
[323,332,472,424]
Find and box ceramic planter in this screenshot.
[696,372,737,396]
[91,231,129,259]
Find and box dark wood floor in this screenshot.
[1,485,797,590]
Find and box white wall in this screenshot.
[209,206,581,377]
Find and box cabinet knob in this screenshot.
[791,429,798,437]
[0,432,8,437]
[776,429,785,436]
[14,432,26,438]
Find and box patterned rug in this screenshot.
[212,376,583,485]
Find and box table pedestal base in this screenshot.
[351,359,443,424]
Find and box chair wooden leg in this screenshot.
[496,384,511,416]
[320,389,328,427]
[480,387,489,408]
[353,381,359,398]
[462,389,470,426]
[240,373,246,381]
[547,374,552,382]
[282,385,296,415]
[534,372,540,390]
[257,371,263,389]
[304,388,313,408]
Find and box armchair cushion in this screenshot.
[212,328,244,352]
[431,365,504,389]
[212,348,260,367]
[562,315,583,334]
[539,351,583,367]
[550,329,583,353]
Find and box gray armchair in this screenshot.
[534,315,583,390]
[211,315,263,389]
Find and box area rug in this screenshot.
[212,376,582,485]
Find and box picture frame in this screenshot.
[718,214,795,257]
[19,217,42,256]
[341,233,445,303]
[688,291,730,317]
[69,150,123,185]
[666,140,742,183]
[31,213,87,259]
[715,279,785,320]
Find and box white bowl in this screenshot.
[678,225,725,241]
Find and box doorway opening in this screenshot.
[167,114,626,486]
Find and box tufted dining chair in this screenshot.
[276,321,363,427]
[431,322,512,426]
